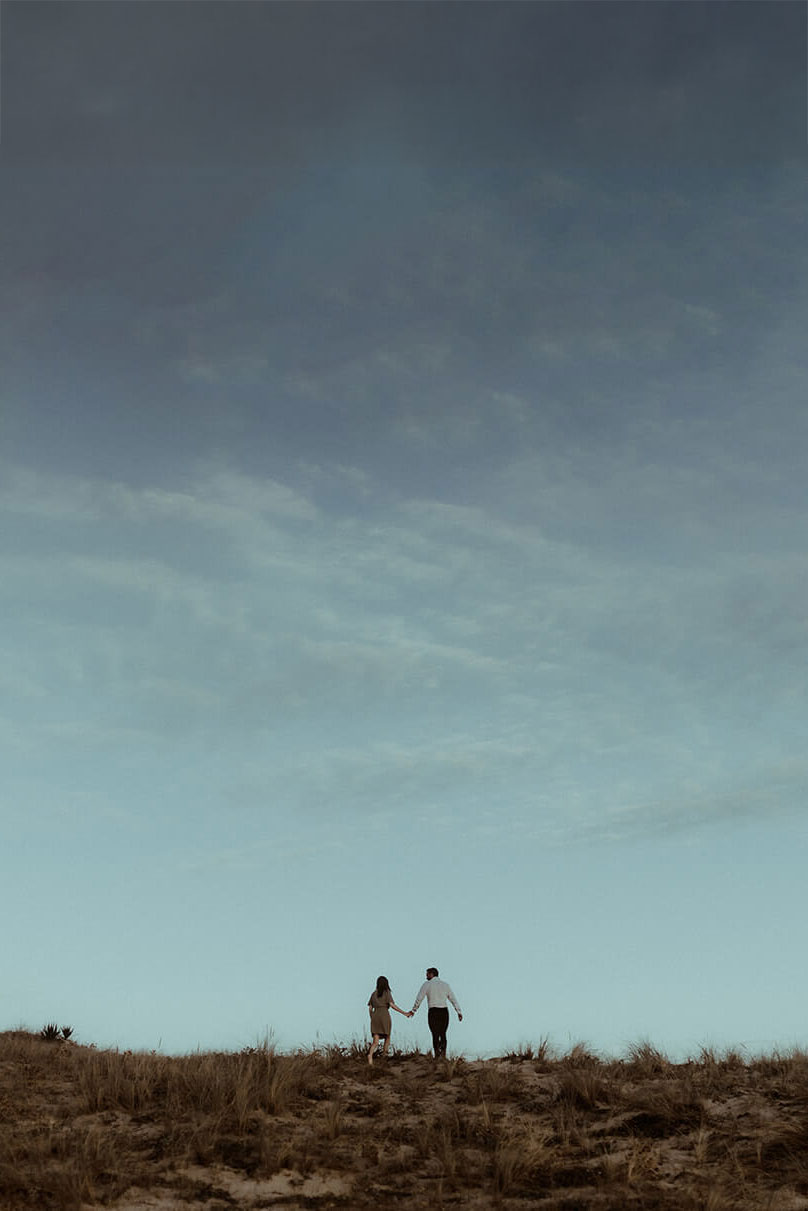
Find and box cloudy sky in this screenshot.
[2,1,807,1058]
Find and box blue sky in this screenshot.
[2,1,807,1059]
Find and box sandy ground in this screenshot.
[5,1037,808,1209]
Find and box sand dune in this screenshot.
[2,1030,808,1208]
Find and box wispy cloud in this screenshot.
[0,464,317,525]
[563,761,808,846]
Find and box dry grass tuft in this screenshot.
[623,1039,672,1078]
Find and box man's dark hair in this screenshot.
[427,967,438,978]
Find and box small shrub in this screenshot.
[561,1041,602,1069]
[321,1098,343,1140]
[555,1067,614,1112]
[624,1040,671,1078]
[492,1126,557,1195]
[623,1135,663,1185]
[620,1079,705,1137]
[462,1063,523,1105]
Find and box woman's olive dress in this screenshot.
[368,988,393,1038]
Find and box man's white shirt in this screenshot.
[412,978,462,1014]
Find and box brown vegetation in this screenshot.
[2,1029,808,1208]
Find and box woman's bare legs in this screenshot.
[368,1034,381,1065]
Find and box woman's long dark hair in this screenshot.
[376,975,391,997]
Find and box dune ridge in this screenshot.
[2,1029,808,1208]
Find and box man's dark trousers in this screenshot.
[428,1007,450,1058]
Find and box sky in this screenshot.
[2,1,808,1061]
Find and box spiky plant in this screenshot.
[60,1026,74,1041]
[40,1023,61,1041]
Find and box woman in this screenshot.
[367,975,407,1065]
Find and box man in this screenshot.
[408,966,463,1059]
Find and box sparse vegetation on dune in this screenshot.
[2,1030,808,1209]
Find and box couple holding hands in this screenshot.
[367,966,463,1064]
